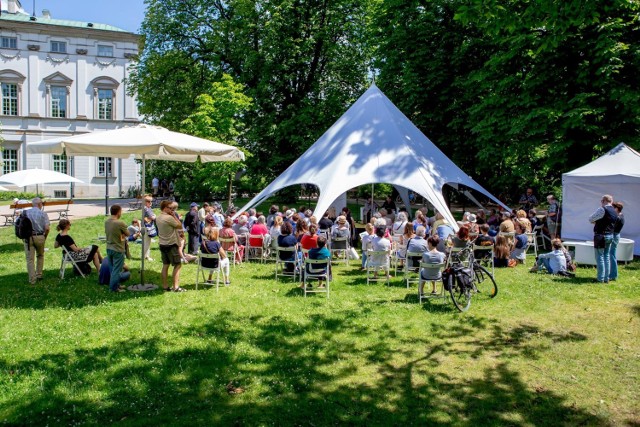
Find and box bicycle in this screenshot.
[443,245,498,312]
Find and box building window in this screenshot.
[52,154,67,174]
[1,37,17,49]
[2,149,18,174]
[97,89,113,120]
[98,45,113,57]
[50,41,67,53]
[50,86,68,118]
[1,82,18,116]
[97,157,112,177]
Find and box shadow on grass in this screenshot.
[0,310,605,426]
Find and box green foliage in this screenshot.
[0,191,39,202]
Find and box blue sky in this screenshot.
[33,0,146,33]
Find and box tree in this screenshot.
[128,0,371,187]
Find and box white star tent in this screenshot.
[562,143,640,255]
[235,84,507,226]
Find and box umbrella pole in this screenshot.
[140,156,145,285]
[105,161,109,216]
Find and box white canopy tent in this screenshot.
[28,124,246,289]
[562,143,640,255]
[235,84,507,226]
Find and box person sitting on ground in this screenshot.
[54,218,103,273]
[300,223,319,250]
[319,211,333,231]
[530,238,567,274]
[220,217,244,264]
[127,219,142,242]
[406,225,429,268]
[200,226,230,286]
[420,235,446,296]
[473,224,494,260]
[307,235,331,288]
[391,212,407,236]
[98,257,130,286]
[277,221,298,272]
[493,235,511,268]
[510,222,529,263]
[360,223,375,270]
[369,226,391,278]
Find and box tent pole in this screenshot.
[140,155,146,286]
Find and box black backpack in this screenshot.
[15,211,34,241]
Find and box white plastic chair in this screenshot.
[302,257,331,298]
[418,262,446,304]
[275,245,300,282]
[330,236,350,266]
[60,246,86,279]
[403,251,423,289]
[196,252,221,291]
[365,249,390,285]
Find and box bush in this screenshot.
[0,191,39,201]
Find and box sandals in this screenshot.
[172,287,187,292]
[163,287,171,291]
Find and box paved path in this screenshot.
[0,198,140,223]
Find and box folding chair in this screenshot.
[246,234,266,263]
[365,249,390,285]
[60,246,86,279]
[391,235,405,276]
[403,251,423,289]
[330,236,350,266]
[525,232,537,258]
[446,246,469,269]
[275,246,300,282]
[302,258,331,298]
[473,245,495,276]
[418,262,446,304]
[220,236,241,268]
[195,252,221,291]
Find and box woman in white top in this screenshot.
[392,212,408,236]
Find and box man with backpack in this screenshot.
[19,198,50,285]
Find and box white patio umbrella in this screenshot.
[0,185,11,191]
[0,168,84,194]
[28,124,246,290]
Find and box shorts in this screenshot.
[160,244,181,266]
[547,220,558,235]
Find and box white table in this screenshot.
[562,238,635,265]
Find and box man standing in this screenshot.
[152,177,159,196]
[519,187,538,212]
[183,202,201,255]
[105,204,130,293]
[157,200,186,292]
[589,194,618,283]
[24,198,50,284]
[546,195,560,239]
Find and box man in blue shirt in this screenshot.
[308,236,331,288]
[530,239,566,274]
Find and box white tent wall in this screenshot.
[234,84,508,227]
[563,177,639,255]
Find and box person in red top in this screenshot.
[249,215,271,247]
[300,224,319,250]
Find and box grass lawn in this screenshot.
[0,212,638,426]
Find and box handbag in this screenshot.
[348,247,360,260]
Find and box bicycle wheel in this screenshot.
[473,263,498,299]
[449,275,471,312]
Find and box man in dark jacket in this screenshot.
[588,194,618,283]
[183,202,201,255]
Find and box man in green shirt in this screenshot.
[156,200,186,291]
[104,204,130,293]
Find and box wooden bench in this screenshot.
[1,202,31,226]
[128,197,143,211]
[43,199,74,221]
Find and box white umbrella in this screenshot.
[28,123,246,290]
[0,185,11,191]
[0,168,83,194]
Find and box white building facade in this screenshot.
[0,0,141,198]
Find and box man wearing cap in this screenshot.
[23,197,50,284]
[183,202,201,255]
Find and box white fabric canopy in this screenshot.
[0,168,83,187]
[562,143,640,255]
[235,84,507,226]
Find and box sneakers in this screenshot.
[145,257,154,262]
[529,265,538,273]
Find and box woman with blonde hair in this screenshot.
[200,226,230,285]
[515,209,532,233]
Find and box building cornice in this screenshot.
[0,20,140,44]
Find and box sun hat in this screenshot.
[285,209,293,218]
[468,214,477,223]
